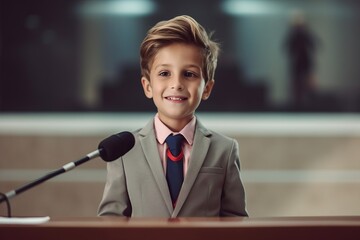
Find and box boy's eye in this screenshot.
[184,71,198,78]
[159,71,170,77]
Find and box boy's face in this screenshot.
[141,43,214,130]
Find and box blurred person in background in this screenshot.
[284,10,319,110]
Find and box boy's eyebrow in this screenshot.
[154,64,201,70]
[154,64,171,70]
[184,64,202,70]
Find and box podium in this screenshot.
[1,216,360,240]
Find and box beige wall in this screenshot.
[1,113,360,217]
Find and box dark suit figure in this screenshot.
[285,14,318,109]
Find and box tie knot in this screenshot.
[165,134,184,156]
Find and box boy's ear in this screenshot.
[202,79,215,100]
[141,77,153,99]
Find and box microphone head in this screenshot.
[98,131,135,162]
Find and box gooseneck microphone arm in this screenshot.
[1,149,101,203]
[0,131,135,204]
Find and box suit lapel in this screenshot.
[139,120,173,214]
[172,120,212,217]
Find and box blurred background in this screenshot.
[1,0,360,218]
[1,0,360,112]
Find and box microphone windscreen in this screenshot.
[98,131,135,162]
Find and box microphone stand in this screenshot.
[0,149,100,204]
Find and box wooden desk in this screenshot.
[1,216,360,240]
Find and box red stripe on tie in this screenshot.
[166,148,184,162]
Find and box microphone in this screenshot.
[98,131,135,162]
[0,131,135,203]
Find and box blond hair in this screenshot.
[140,15,220,83]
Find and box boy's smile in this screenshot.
[165,96,188,102]
[141,43,214,131]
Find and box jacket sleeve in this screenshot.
[220,139,248,216]
[97,157,132,217]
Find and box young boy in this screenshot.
[98,15,248,217]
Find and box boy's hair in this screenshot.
[140,15,220,83]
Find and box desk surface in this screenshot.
[1,216,360,240]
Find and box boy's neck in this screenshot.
[158,115,194,132]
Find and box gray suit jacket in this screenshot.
[98,118,248,217]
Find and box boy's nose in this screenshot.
[170,76,184,90]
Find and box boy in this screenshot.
[98,15,248,217]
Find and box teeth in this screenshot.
[167,97,184,101]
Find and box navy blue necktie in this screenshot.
[165,134,184,206]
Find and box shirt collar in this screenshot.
[154,113,196,146]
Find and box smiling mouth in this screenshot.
[165,96,187,101]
